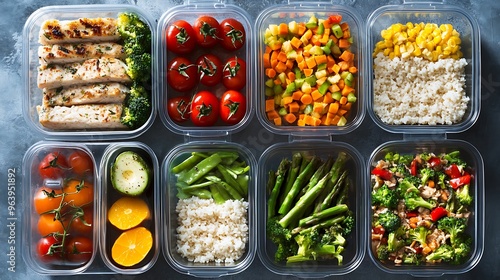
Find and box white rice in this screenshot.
[175,197,249,263]
[373,52,469,125]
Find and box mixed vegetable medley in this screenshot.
[262,14,358,126]
[371,151,474,265]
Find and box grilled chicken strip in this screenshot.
[37,57,131,89]
[43,83,129,106]
[37,103,126,130]
[39,42,126,65]
[39,17,120,45]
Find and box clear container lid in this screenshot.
[254,0,366,137]
[257,140,366,278]
[157,1,254,137]
[22,5,157,141]
[161,141,257,277]
[367,139,484,276]
[365,0,481,134]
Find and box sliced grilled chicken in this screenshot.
[37,103,126,130]
[37,58,131,89]
[43,83,129,106]
[39,17,120,45]
[39,42,126,65]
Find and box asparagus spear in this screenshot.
[292,214,346,235]
[278,152,302,205]
[299,204,348,227]
[315,170,348,213]
[268,159,290,219]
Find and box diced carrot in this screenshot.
[273,117,282,126]
[274,78,282,85]
[341,102,352,110]
[288,102,300,113]
[279,23,288,35]
[339,96,348,105]
[339,50,354,62]
[337,79,345,89]
[275,61,287,73]
[277,51,287,62]
[322,115,332,126]
[267,110,280,120]
[282,96,294,105]
[297,23,306,36]
[311,34,321,46]
[297,118,306,126]
[323,92,334,104]
[328,102,339,114]
[319,32,330,45]
[320,114,328,125]
[292,90,303,100]
[312,116,321,126]
[314,54,327,65]
[284,113,297,124]
[329,83,340,93]
[341,84,354,95]
[348,66,358,74]
[285,59,294,69]
[305,56,317,69]
[338,109,348,116]
[326,55,336,68]
[316,76,327,86]
[338,38,350,49]
[342,29,351,39]
[297,60,306,70]
[303,115,314,126]
[340,22,349,31]
[263,53,271,68]
[290,36,302,49]
[311,89,323,101]
[330,63,341,74]
[265,68,276,78]
[300,93,313,105]
[303,68,314,77]
[270,51,279,68]
[327,112,335,119]
[296,53,304,63]
[265,99,275,112]
[338,60,350,71]
[313,102,324,113]
[331,115,341,125]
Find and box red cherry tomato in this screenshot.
[68,150,93,176]
[167,96,191,123]
[166,20,197,54]
[220,90,246,125]
[68,206,93,236]
[65,236,93,264]
[38,151,68,179]
[222,56,246,90]
[34,187,63,215]
[193,16,221,48]
[37,235,63,263]
[196,54,223,87]
[190,91,220,126]
[220,18,245,51]
[167,57,198,92]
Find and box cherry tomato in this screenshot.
[190,91,220,126]
[38,151,68,179]
[63,179,94,208]
[68,150,93,176]
[37,235,63,263]
[222,56,246,90]
[167,57,199,92]
[196,54,223,86]
[166,20,197,54]
[65,236,93,264]
[38,213,65,236]
[67,206,93,236]
[34,187,63,215]
[167,96,191,123]
[220,90,246,125]
[193,16,221,48]
[220,18,245,51]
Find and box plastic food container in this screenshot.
[22,5,157,141]
[257,140,365,278]
[99,142,160,274]
[22,142,99,275]
[21,141,159,275]
[157,1,254,136]
[161,141,256,277]
[366,0,481,134]
[366,139,484,276]
[254,1,366,136]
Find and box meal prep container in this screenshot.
[366,0,481,134]
[161,141,257,277]
[257,140,365,278]
[254,0,366,136]
[99,142,160,274]
[157,1,254,136]
[22,5,157,141]
[366,139,484,276]
[22,141,159,275]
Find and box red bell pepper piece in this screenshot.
[328,15,343,24]
[430,206,448,222]
[428,157,441,167]
[450,174,471,189]
[406,211,419,218]
[372,225,385,235]
[444,164,461,179]
[410,159,418,176]
[371,167,392,180]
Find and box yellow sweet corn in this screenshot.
[373,22,463,61]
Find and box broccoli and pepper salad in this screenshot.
[371,151,474,265]
[266,151,354,265]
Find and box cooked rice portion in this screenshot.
[373,52,469,125]
[175,197,249,263]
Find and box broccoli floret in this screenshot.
[372,184,398,209]
[321,225,347,247]
[125,53,151,83]
[117,12,151,41]
[341,211,354,236]
[419,168,435,185]
[376,244,389,261]
[387,231,404,253]
[120,84,151,129]
[419,153,432,162]
[443,151,466,167]
[425,244,454,262]
[123,35,151,56]
[456,184,473,206]
[437,216,467,246]
[398,154,414,166]
[403,251,422,264]
[409,226,429,246]
[390,163,410,178]
[436,171,447,189]
[294,229,321,256]
[267,217,297,261]
[397,176,421,198]
[377,211,401,233]
[452,235,472,264]
[404,185,436,210]
[275,242,298,262]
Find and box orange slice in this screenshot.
[108,197,150,230]
[111,226,152,267]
